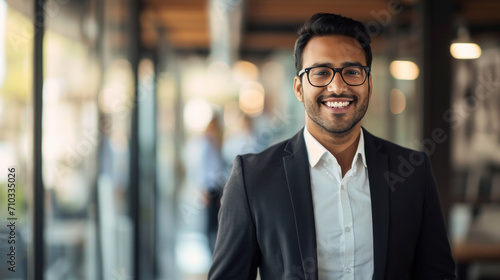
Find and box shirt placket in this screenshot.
[339,170,355,279]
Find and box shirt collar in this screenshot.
[303,126,367,169]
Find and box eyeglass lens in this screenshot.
[308,66,366,86]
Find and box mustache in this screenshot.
[317,94,358,102]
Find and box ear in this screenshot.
[293,76,304,102]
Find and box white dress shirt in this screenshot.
[304,127,374,279]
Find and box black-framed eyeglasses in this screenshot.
[298,65,371,87]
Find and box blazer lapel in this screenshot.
[363,129,390,280]
[283,130,318,280]
[281,128,389,280]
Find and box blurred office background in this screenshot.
[0,0,499,279]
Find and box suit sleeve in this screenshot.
[208,155,260,280]
[413,153,456,279]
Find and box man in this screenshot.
[208,13,456,279]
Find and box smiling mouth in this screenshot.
[323,101,352,109]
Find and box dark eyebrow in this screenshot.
[308,61,364,68]
[309,62,334,68]
[341,61,364,67]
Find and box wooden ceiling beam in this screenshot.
[143,0,206,6]
[242,33,297,50]
[158,10,207,20]
[168,30,210,46]
[241,32,387,53]
[141,0,500,51]
[456,0,500,24]
[246,0,391,23]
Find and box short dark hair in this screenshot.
[294,13,372,76]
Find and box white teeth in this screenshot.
[326,101,350,108]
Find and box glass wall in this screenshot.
[42,1,100,278]
[97,0,136,277]
[0,0,33,279]
[156,48,182,280]
[1,0,151,278]
[41,0,136,278]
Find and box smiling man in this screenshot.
[208,13,456,280]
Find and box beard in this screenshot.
[303,90,370,136]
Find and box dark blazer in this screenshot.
[208,128,456,280]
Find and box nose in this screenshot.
[327,71,347,93]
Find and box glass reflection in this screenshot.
[43,6,100,279]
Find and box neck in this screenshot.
[308,124,361,177]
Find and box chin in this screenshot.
[323,120,361,135]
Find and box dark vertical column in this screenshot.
[138,54,158,280]
[95,0,105,279]
[151,56,158,279]
[32,0,45,279]
[128,0,140,279]
[421,0,454,220]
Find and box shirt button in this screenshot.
[345,268,352,274]
[344,227,350,232]
[341,185,345,191]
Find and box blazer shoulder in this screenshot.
[364,129,424,159]
[238,137,290,168]
[234,129,305,175]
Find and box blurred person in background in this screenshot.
[209,13,456,279]
[203,113,225,255]
[185,109,225,255]
[222,114,260,170]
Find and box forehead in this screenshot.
[302,35,366,67]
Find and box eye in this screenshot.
[310,67,332,78]
[343,67,362,76]
[314,71,329,76]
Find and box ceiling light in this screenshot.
[390,60,419,80]
[239,82,265,116]
[450,26,481,59]
[183,98,213,132]
[233,60,259,83]
[450,43,481,59]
